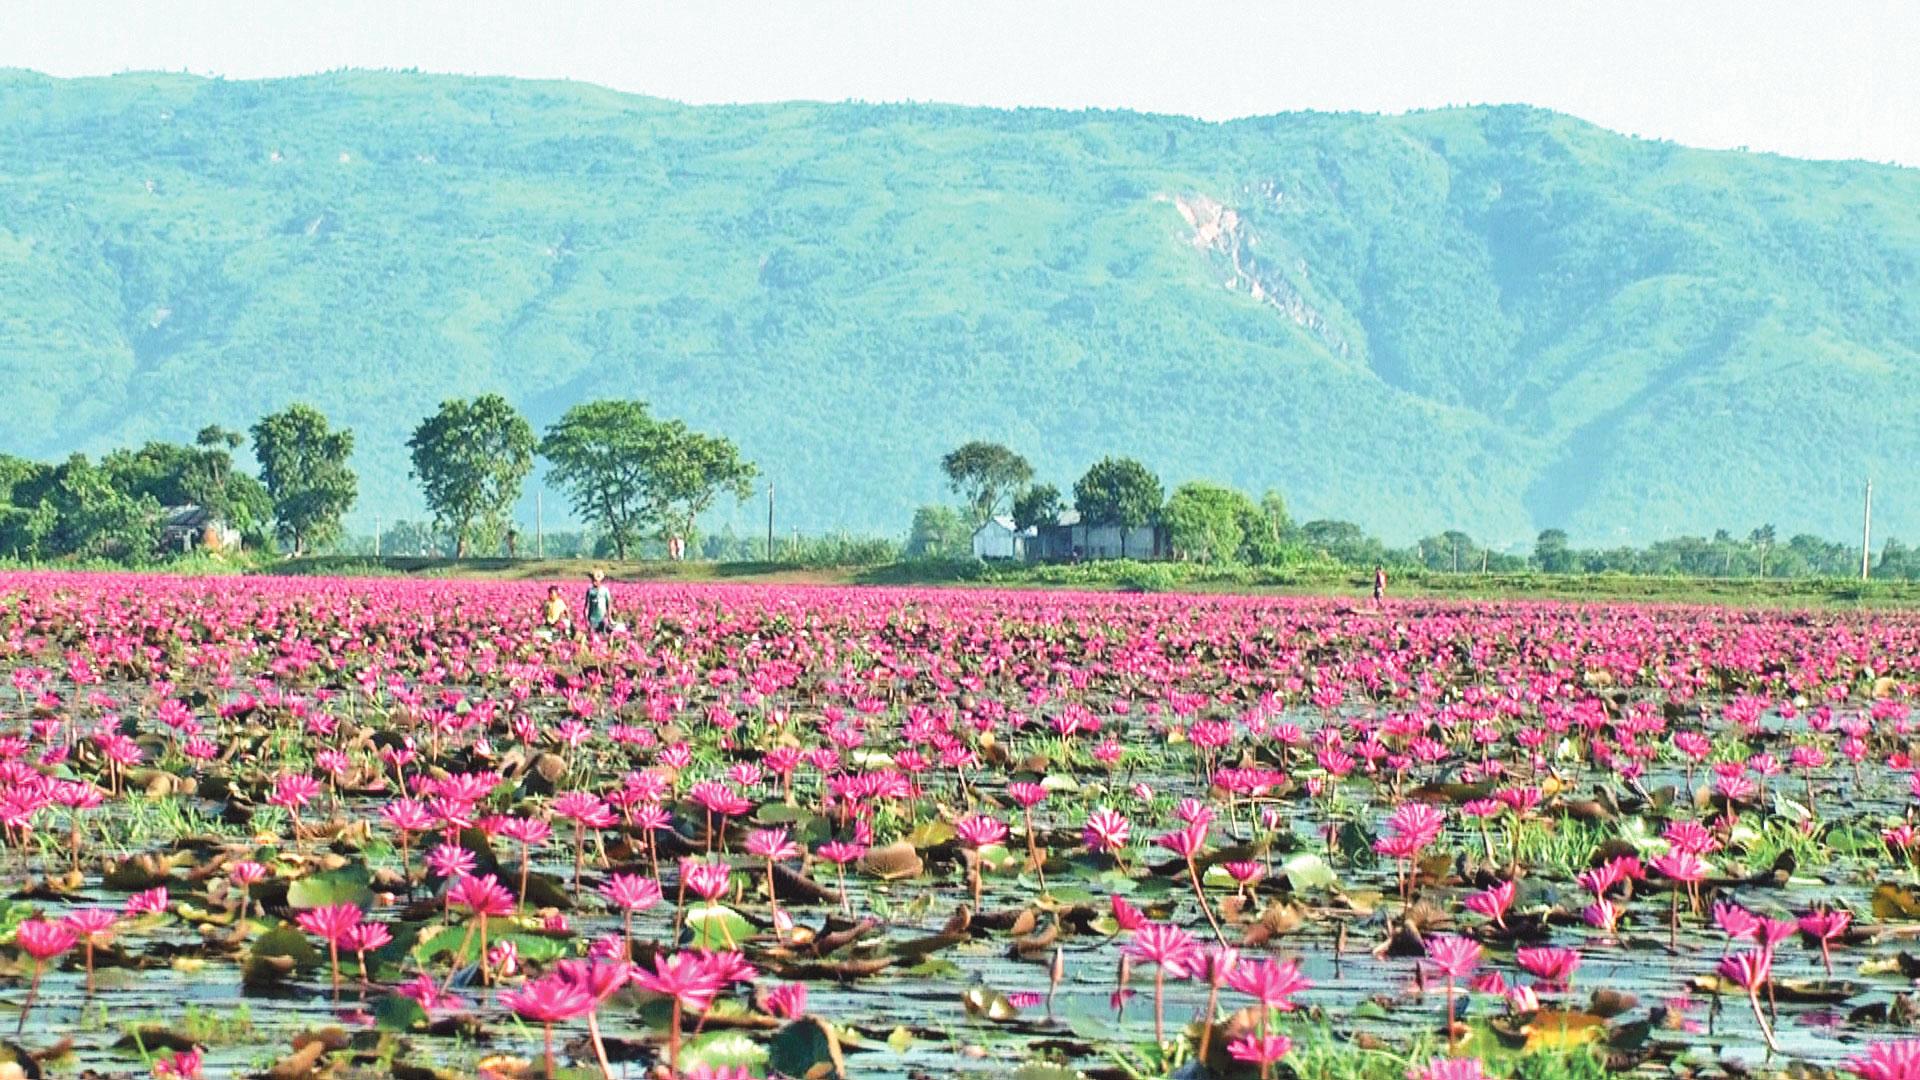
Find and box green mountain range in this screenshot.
[1,70,1914,546]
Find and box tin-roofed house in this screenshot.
[969,516,1032,561]
[1027,509,1170,562]
[157,505,241,554]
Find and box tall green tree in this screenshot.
[250,404,358,555]
[1258,490,1293,542]
[1534,528,1573,573]
[47,454,160,559]
[539,403,756,558]
[192,426,250,514]
[407,394,535,557]
[1072,457,1163,558]
[539,400,660,560]
[941,441,1033,524]
[906,504,971,557]
[644,421,758,545]
[1011,483,1063,532]
[1419,529,1481,572]
[1163,481,1257,564]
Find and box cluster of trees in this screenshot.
[907,441,1920,581]
[911,442,1296,564]
[1,395,756,565]
[1531,526,1916,580]
[7,410,1916,584]
[536,401,756,559]
[0,416,339,561]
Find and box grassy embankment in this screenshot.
[247,554,1920,608]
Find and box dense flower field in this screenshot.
[2,572,1919,1079]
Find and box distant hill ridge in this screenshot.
[0,69,1914,544]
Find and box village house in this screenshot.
[1026,509,1171,562]
[969,515,1031,561]
[157,505,241,554]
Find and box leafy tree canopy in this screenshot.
[539,400,756,559]
[408,394,535,557]
[1073,457,1163,531]
[942,442,1033,525]
[1011,483,1063,533]
[251,404,358,555]
[1164,481,1258,564]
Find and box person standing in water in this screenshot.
[584,570,613,636]
[541,585,572,636]
[1373,564,1388,604]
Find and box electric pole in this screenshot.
[766,483,776,561]
[1862,478,1873,581]
[374,515,381,558]
[536,490,545,560]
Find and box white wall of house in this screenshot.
[971,520,1025,560]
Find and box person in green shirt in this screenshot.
[584,570,613,635]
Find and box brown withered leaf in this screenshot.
[859,841,922,881]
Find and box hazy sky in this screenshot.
[4,0,1915,166]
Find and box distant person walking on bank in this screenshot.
[584,570,613,635]
[1373,564,1388,604]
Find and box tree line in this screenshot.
[2,418,1913,583]
[0,397,754,563]
[907,441,1919,581]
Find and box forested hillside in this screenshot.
[1,70,1914,543]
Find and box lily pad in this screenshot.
[287,864,374,910]
[768,1016,847,1079]
[682,904,755,949]
[1281,852,1338,891]
[680,1030,768,1072]
[372,994,429,1032]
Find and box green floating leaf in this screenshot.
[754,803,811,824]
[243,924,320,986]
[372,993,429,1032]
[680,1030,768,1072]
[1772,792,1812,824]
[908,819,957,848]
[1281,852,1338,891]
[1826,825,1883,857]
[416,928,568,965]
[904,957,963,980]
[287,864,374,910]
[250,925,319,968]
[1335,822,1378,867]
[768,1017,847,1079]
[682,904,755,949]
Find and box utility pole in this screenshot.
[1862,478,1873,581]
[536,490,545,560]
[766,483,775,561]
[374,515,381,558]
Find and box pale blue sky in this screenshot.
[3,0,1915,165]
